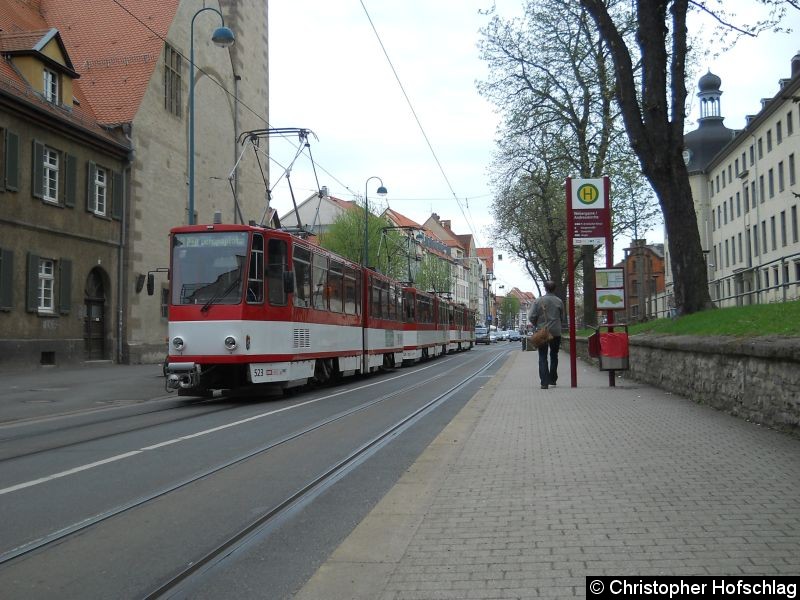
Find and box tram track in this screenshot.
[0,348,508,569]
[143,349,509,599]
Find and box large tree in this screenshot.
[578,0,793,314]
[479,0,659,322]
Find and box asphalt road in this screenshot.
[0,345,512,599]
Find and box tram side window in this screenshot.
[247,234,264,303]
[344,267,360,315]
[329,261,344,313]
[394,286,403,322]
[387,284,396,321]
[403,290,414,323]
[370,278,382,319]
[266,239,288,306]
[418,296,430,324]
[312,253,328,310]
[293,246,312,307]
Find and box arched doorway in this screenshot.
[84,268,107,360]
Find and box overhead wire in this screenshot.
[357,0,484,246]
[110,0,486,245]
[108,0,358,203]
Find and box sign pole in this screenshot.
[566,178,577,387]
[602,176,616,387]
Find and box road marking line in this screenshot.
[0,359,453,496]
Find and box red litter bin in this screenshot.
[599,329,629,371]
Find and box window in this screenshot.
[761,221,767,254]
[744,186,750,213]
[768,168,774,198]
[793,205,798,244]
[93,166,107,215]
[329,261,344,313]
[0,248,13,311]
[759,176,765,204]
[246,234,264,303]
[790,154,796,186]
[767,130,772,152]
[771,216,777,251]
[749,144,755,166]
[736,192,741,217]
[753,225,758,256]
[164,44,182,117]
[738,233,743,265]
[292,245,311,308]
[788,111,794,136]
[38,259,55,313]
[725,239,729,268]
[266,239,288,306]
[344,266,360,315]
[43,148,59,203]
[312,253,328,310]
[758,137,763,159]
[26,254,69,314]
[43,68,58,104]
[781,211,787,247]
[779,161,785,193]
[723,202,728,225]
[777,121,783,144]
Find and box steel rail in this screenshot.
[0,348,506,566]
[144,349,509,600]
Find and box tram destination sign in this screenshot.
[569,178,609,246]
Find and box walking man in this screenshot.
[528,281,564,389]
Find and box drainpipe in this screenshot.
[118,125,134,364]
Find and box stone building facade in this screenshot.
[0,0,269,369]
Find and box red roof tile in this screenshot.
[39,0,178,125]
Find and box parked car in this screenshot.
[508,330,522,341]
[498,329,509,341]
[475,326,491,344]
[489,330,499,343]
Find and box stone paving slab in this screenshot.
[295,350,800,599]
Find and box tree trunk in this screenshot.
[649,164,714,315]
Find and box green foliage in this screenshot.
[415,253,453,294]
[500,295,521,328]
[318,205,407,280]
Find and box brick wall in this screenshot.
[573,335,800,435]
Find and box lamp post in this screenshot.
[363,176,387,267]
[188,8,235,225]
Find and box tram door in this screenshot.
[84,269,106,360]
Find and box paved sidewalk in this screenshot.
[296,351,800,599]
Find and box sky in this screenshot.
[267,0,800,293]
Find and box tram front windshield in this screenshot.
[171,232,248,305]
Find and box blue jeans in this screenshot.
[537,336,561,386]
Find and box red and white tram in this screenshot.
[163,223,474,394]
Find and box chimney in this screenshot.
[792,51,800,78]
[441,220,451,229]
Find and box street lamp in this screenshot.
[363,176,387,267]
[188,8,235,225]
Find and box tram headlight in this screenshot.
[224,336,237,351]
[172,336,185,351]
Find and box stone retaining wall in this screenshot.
[573,335,800,435]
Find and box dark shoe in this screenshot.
[541,384,548,389]
[550,381,556,387]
